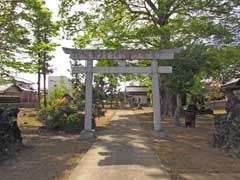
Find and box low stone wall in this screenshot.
[0,102,38,109]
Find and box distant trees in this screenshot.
[94,75,106,108]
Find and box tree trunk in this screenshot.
[37,53,41,109]
[74,73,78,88]
[101,84,105,108]
[160,78,176,117]
[174,93,182,127]
[43,52,47,108]
[161,90,176,117]
[158,28,175,117]
[110,90,113,108]
[101,101,105,108]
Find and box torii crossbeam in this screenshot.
[63,47,182,138]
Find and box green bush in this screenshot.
[37,77,86,132]
[37,77,102,132]
[37,98,85,132]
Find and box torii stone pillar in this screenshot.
[152,59,161,131]
[63,48,183,138]
[85,60,93,131]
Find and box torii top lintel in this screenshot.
[62,47,183,60]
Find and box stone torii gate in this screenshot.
[63,47,182,138]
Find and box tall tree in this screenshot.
[25,0,59,108]
[60,0,240,125]
[0,0,59,109]
[170,45,208,125]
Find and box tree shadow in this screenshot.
[0,126,94,180]
[90,110,169,179]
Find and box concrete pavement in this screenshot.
[179,173,240,180]
[68,110,170,180]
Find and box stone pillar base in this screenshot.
[151,129,167,138]
[80,130,96,140]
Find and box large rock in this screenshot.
[226,103,240,155]
[213,93,240,157]
[212,114,228,148]
[0,108,22,157]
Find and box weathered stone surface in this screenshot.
[80,130,96,140]
[226,103,240,155]
[71,66,173,74]
[151,59,161,131]
[84,60,93,131]
[0,108,22,157]
[151,129,167,138]
[63,47,183,60]
[213,93,240,156]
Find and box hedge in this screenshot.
[0,96,20,103]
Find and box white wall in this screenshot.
[48,76,71,93]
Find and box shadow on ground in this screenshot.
[136,111,240,180]
[96,112,157,167]
[0,125,94,180]
[71,109,170,180]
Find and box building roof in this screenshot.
[18,86,34,92]
[4,76,34,85]
[0,83,34,93]
[222,78,240,90]
[14,77,34,84]
[125,86,148,93]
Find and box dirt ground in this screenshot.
[138,108,240,180]
[1,108,240,180]
[0,108,115,180]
